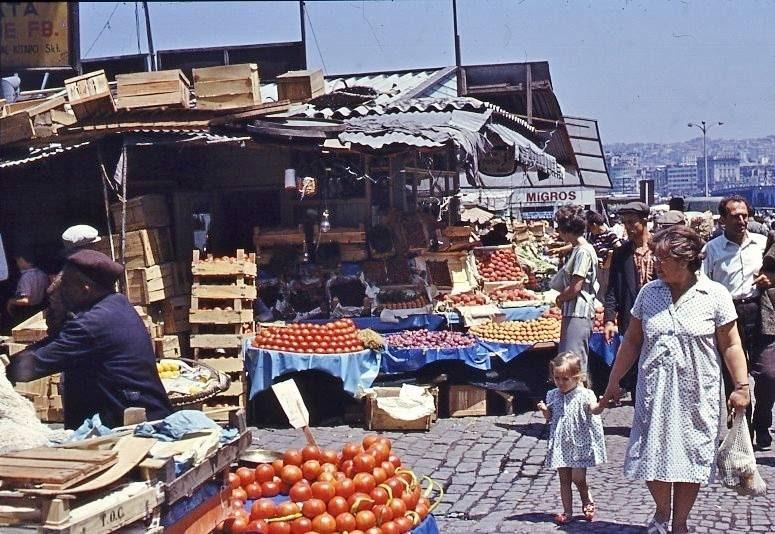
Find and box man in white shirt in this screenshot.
[703,195,774,449]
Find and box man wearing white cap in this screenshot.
[61,225,101,251]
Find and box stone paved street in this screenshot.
[252,402,775,533]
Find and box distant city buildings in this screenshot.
[665,164,698,197]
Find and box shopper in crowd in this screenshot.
[595,225,749,534]
[6,249,171,429]
[668,196,685,212]
[550,206,598,375]
[5,251,49,322]
[537,352,606,525]
[655,210,686,230]
[702,195,773,450]
[748,210,770,236]
[603,202,656,400]
[585,210,622,301]
[756,230,775,451]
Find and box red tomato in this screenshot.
[327,495,349,516]
[250,499,277,520]
[348,492,375,513]
[370,486,389,505]
[381,521,400,534]
[342,443,363,461]
[353,454,377,474]
[362,435,380,450]
[271,459,285,477]
[393,516,412,533]
[353,472,376,494]
[372,505,393,525]
[365,527,383,534]
[320,449,339,465]
[267,522,291,534]
[232,487,248,502]
[246,519,269,534]
[311,481,336,502]
[301,498,326,519]
[372,467,388,485]
[301,445,321,462]
[283,449,303,467]
[387,497,407,518]
[336,511,357,532]
[302,460,321,481]
[260,481,280,498]
[289,517,312,534]
[237,467,256,486]
[387,454,401,468]
[276,501,300,517]
[255,464,275,484]
[311,512,337,534]
[228,472,242,490]
[340,459,354,479]
[226,516,250,534]
[244,482,262,500]
[316,471,335,483]
[381,461,396,478]
[355,510,377,531]
[281,465,303,486]
[289,481,312,502]
[335,477,355,499]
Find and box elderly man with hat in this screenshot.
[655,210,686,230]
[6,249,171,429]
[603,201,657,402]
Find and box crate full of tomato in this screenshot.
[473,246,525,283]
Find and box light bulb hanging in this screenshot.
[320,209,331,233]
[284,168,297,189]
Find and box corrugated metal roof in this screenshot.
[486,123,564,180]
[0,141,91,169]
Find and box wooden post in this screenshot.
[364,155,373,225]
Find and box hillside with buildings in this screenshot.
[604,135,775,207]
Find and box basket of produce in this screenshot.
[156,357,231,409]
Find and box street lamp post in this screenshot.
[688,120,723,197]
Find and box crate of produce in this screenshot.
[126,263,182,304]
[276,69,325,102]
[192,63,261,110]
[116,69,191,109]
[364,385,438,431]
[416,251,476,292]
[64,69,116,120]
[473,245,527,284]
[447,384,487,417]
[439,224,478,251]
[10,310,47,343]
[191,250,257,278]
[92,227,174,269]
[110,194,170,232]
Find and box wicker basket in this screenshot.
[157,357,232,409]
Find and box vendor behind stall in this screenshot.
[480,221,510,246]
[7,249,171,429]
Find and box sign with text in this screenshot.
[0,2,76,69]
[271,379,310,429]
[511,187,596,207]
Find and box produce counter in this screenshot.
[245,343,381,398]
[380,345,491,373]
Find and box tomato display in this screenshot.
[488,286,537,303]
[386,329,475,350]
[474,248,525,281]
[471,317,561,344]
[251,319,364,354]
[439,291,487,306]
[378,289,429,310]
[222,435,441,534]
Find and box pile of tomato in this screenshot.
[251,319,365,354]
[474,248,525,282]
[218,435,436,534]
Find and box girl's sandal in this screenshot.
[554,512,572,525]
[582,502,596,521]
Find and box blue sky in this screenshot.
[79,1,775,144]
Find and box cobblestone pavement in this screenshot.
[252,402,775,533]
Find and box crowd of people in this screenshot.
[540,195,774,534]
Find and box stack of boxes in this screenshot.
[189,249,256,419]
[97,194,191,357]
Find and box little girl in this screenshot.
[537,351,607,525]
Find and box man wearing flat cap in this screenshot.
[6,249,171,429]
[603,201,657,401]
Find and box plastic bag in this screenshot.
[716,411,767,496]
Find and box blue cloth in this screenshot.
[133,410,237,442]
[589,331,621,366]
[380,344,492,373]
[29,292,172,429]
[474,338,535,363]
[244,341,381,398]
[65,414,113,443]
[349,314,447,333]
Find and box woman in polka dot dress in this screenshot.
[595,226,750,534]
[538,351,607,525]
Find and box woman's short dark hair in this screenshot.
[650,225,705,272]
[718,195,752,218]
[554,205,586,236]
[585,210,605,226]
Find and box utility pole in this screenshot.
[452,0,462,94]
[142,1,156,71]
[299,1,307,69]
[688,120,723,197]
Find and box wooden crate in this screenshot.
[116,69,191,109]
[0,111,34,145]
[364,386,438,431]
[154,335,182,359]
[315,224,366,245]
[198,356,244,373]
[160,295,191,334]
[253,225,306,248]
[110,194,171,232]
[192,63,261,110]
[418,252,476,292]
[192,283,257,300]
[276,69,325,102]
[191,249,257,278]
[189,308,253,325]
[92,227,174,269]
[126,263,182,304]
[11,311,47,343]
[190,334,245,350]
[447,385,487,417]
[64,69,116,120]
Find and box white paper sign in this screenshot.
[271,379,310,429]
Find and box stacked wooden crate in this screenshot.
[104,194,191,357]
[189,249,256,419]
[8,312,64,423]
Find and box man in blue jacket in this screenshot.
[7,249,171,429]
